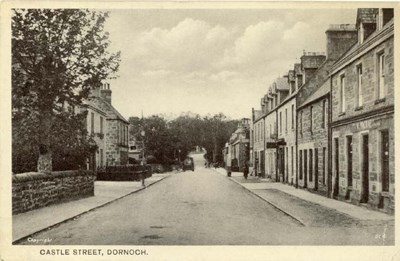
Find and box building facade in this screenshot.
[227,118,250,171]
[329,8,394,213]
[252,108,265,176]
[82,98,107,171]
[92,83,130,166]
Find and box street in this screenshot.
[19,154,393,245]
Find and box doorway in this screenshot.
[260,150,265,178]
[381,130,389,192]
[333,138,339,198]
[346,136,353,199]
[360,134,369,203]
[304,149,308,188]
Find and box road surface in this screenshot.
[20,153,393,245]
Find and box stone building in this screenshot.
[252,107,265,176]
[272,78,290,182]
[228,118,250,171]
[273,69,299,185]
[329,8,394,213]
[90,83,130,166]
[82,95,107,171]
[297,24,358,194]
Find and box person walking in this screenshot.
[243,161,249,180]
[226,149,232,177]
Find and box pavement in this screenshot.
[213,168,394,225]
[12,173,171,243]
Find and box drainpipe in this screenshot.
[328,75,333,198]
[295,100,299,189]
[275,109,279,182]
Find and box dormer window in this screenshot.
[297,75,303,88]
[378,9,394,30]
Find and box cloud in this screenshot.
[128,18,235,73]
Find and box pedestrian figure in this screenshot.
[243,161,249,180]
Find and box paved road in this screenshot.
[19,154,393,245]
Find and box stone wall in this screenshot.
[297,96,329,194]
[331,37,394,124]
[12,170,95,215]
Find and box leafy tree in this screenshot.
[128,112,239,166]
[12,9,120,173]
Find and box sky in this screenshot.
[103,8,357,120]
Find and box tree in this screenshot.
[128,112,239,166]
[12,9,120,173]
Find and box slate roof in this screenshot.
[298,79,330,108]
[294,63,302,75]
[356,8,378,26]
[275,77,290,91]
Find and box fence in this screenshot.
[96,164,152,181]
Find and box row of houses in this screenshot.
[82,83,130,170]
[227,8,394,214]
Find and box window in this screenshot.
[340,74,346,113]
[299,110,303,135]
[261,122,264,140]
[310,106,313,133]
[90,112,94,134]
[280,112,282,134]
[378,9,394,30]
[382,9,394,27]
[357,64,363,107]
[322,100,326,128]
[291,104,294,129]
[377,52,385,100]
[100,116,103,134]
[297,75,303,88]
[285,108,288,132]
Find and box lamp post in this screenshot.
[140,130,146,187]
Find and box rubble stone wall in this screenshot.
[12,170,95,215]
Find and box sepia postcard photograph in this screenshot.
[0,1,399,260]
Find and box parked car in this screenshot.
[182,157,194,171]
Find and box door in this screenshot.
[381,130,389,192]
[333,138,339,198]
[346,136,353,199]
[260,151,265,178]
[361,135,369,203]
[304,150,308,188]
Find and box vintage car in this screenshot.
[182,157,194,171]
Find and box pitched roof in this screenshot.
[275,77,289,91]
[298,79,330,108]
[294,63,302,75]
[96,97,129,123]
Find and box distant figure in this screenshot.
[243,161,249,180]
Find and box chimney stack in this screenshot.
[300,52,326,83]
[325,24,358,61]
[100,83,112,104]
